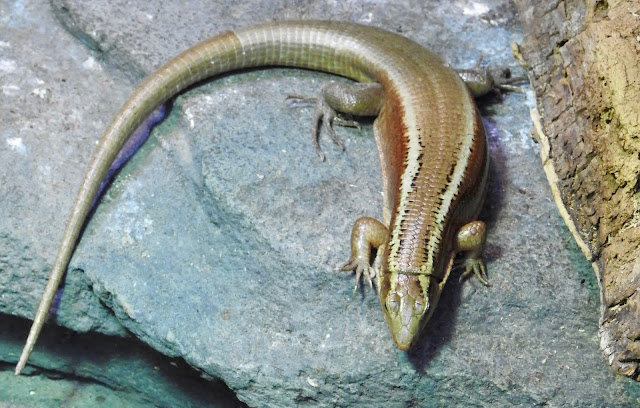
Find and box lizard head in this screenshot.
[380,272,445,350]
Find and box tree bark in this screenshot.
[514,0,640,379]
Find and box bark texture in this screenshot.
[514,0,640,379]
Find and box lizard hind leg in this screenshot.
[287,81,384,161]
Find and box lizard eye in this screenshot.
[414,289,427,314]
[385,294,400,314]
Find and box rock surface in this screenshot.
[1,0,640,406]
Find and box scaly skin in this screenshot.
[16,21,491,374]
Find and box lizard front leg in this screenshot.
[456,220,489,286]
[339,217,388,292]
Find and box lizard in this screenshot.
[15,20,513,375]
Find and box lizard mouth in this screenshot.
[392,325,421,351]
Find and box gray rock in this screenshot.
[0,315,243,407]
[0,0,128,337]
[2,0,639,406]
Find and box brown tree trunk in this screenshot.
[514,0,640,379]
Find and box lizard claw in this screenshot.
[287,89,356,161]
[339,258,376,293]
[459,257,490,286]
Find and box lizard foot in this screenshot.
[339,257,377,293]
[458,257,490,286]
[287,91,354,161]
